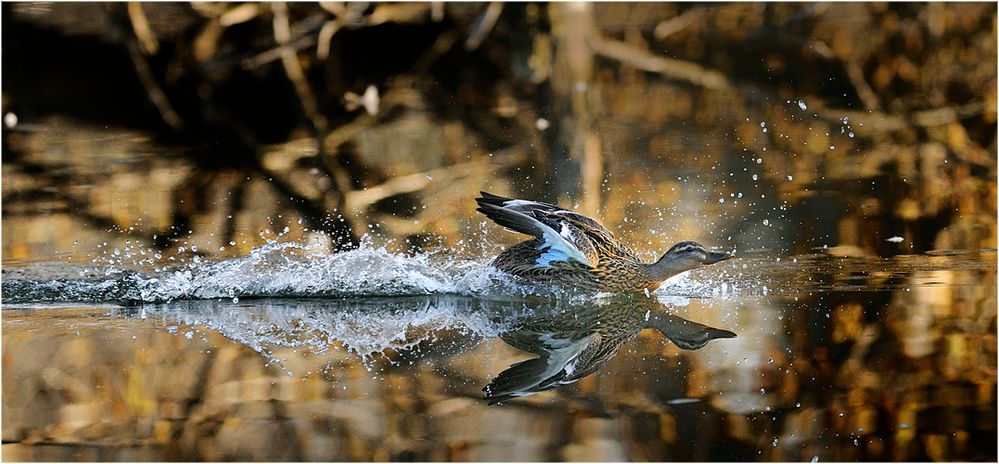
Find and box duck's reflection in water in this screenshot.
[118,294,736,406]
[485,295,736,404]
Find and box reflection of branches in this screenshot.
[272,2,328,134]
[126,2,158,54]
[653,7,707,41]
[3,187,121,234]
[121,3,183,130]
[464,2,503,51]
[344,160,497,214]
[591,33,988,136]
[242,33,318,70]
[590,35,730,90]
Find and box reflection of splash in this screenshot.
[111,294,740,404]
[118,297,538,364]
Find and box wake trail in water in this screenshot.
[2,239,754,304]
[3,241,504,303]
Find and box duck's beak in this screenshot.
[703,250,733,264]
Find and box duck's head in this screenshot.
[649,241,733,281]
[664,241,732,264]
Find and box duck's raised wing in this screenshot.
[476,197,598,268]
[477,191,615,241]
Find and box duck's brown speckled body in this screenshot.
[476,192,732,293]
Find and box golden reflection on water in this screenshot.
[3,258,996,461]
[3,2,997,462]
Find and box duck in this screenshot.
[475,191,733,293]
[483,295,737,404]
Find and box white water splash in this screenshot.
[135,241,466,301]
[4,239,749,304]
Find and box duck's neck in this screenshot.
[643,254,697,282]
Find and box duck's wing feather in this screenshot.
[476,202,597,268]
[545,216,600,265]
[477,191,615,240]
[483,333,600,404]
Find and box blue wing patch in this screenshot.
[534,221,589,267]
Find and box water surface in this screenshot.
[3,244,995,461]
[3,2,996,461]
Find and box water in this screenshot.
[3,242,995,461]
[3,3,996,461]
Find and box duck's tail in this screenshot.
[475,191,514,208]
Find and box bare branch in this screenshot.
[814,102,985,135]
[315,20,339,61]
[272,2,328,133]
[653,8,705,41]
[127,2,158,55]
[242,33,318,70]
[126,41,184,129]
[219,2,260,27]
[345,160,496,213]
[590,35,730,90]
[465,2,503,51]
